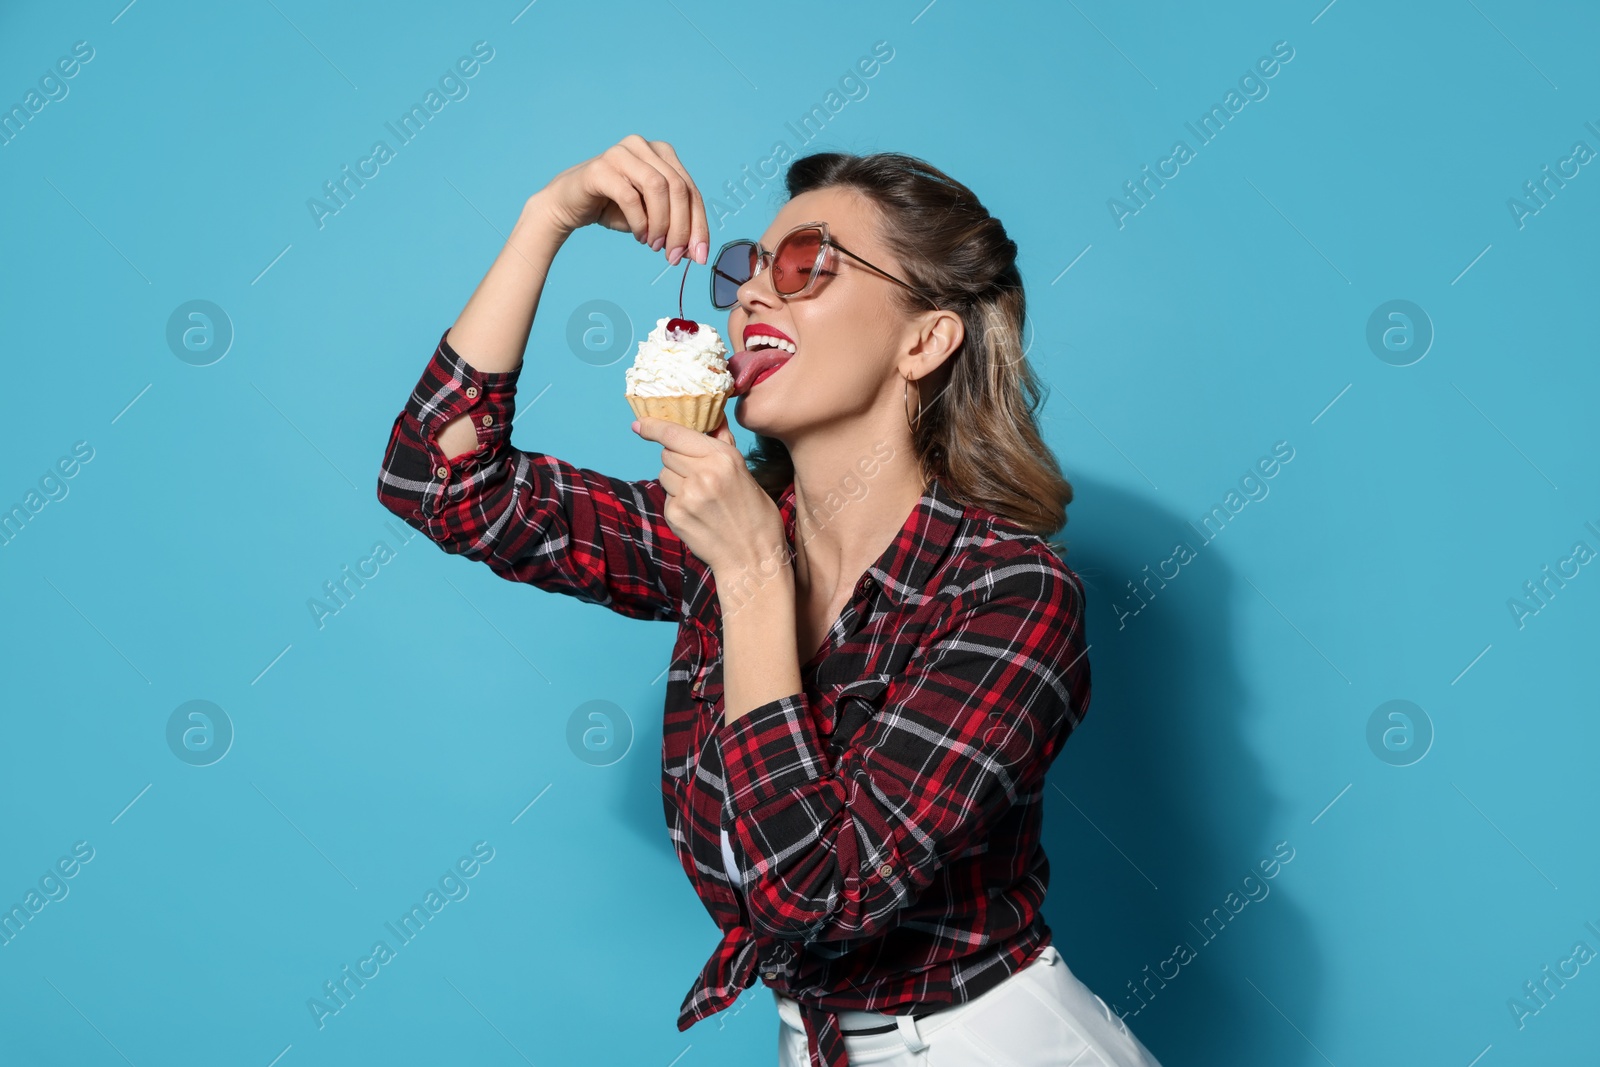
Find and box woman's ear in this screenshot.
[903,309,964,379]
[930,309,964,363]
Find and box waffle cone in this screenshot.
[626,391,728,433]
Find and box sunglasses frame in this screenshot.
[709,221,940,311]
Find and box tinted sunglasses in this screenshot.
[709,221,940,311]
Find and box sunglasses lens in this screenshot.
[772,228,823,296]
[709,228,826,307]
[711,242,756,309]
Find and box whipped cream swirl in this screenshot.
[624,318,733,397]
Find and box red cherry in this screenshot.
[666,317,699,336]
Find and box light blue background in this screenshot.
[2,1,1596,1064]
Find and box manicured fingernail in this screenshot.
[693,240,708,264]
[650,236,665,252]
[668,245,686,265]
[631,419,640,434]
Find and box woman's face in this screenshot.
[725,187,921,440]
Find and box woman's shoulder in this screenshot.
[940,504,1086,614]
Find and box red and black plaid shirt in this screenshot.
[378,330,1093,1067]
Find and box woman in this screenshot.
[377,135,1162,1067]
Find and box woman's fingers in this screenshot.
[649,140,710,264]
[540,134,708,259]
[589,154,650,243]
[604,143,665,245]
[606,137,671,252]
[657,465,685,501]
[637,415,728,457]
[658,447,691,478]
[619,135,692,261]
[571,135,708,263]
[657,442,733,479]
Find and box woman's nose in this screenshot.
[736,272,779,315]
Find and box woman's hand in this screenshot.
[633,416,789,577]
[533,135,710,266]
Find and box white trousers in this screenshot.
[775,945,1163,1067]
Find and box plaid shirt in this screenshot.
[377,331,1093,1067]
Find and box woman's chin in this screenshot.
[732,392,758,422]
[733,393,781,435]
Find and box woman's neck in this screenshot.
[788,459,926,602]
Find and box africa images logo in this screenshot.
[306,42,495,230]
[1106,40,1296,230]
[307,842,495,1029]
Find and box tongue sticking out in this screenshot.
[728,348,791,396]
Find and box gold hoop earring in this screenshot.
[903,374,924,432]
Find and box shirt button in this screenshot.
[764,971,777,980]
[465,386,479,399]
[877,863,893,878]
[435,466,448,479]
[481,414,494,427]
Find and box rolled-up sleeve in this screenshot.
[714,545,1090,943]
[377,328,685,622]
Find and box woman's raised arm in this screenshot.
[376,136,712,620]
[431,196,569,459]
[436,135,712,458]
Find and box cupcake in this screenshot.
[624,317,732,433]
